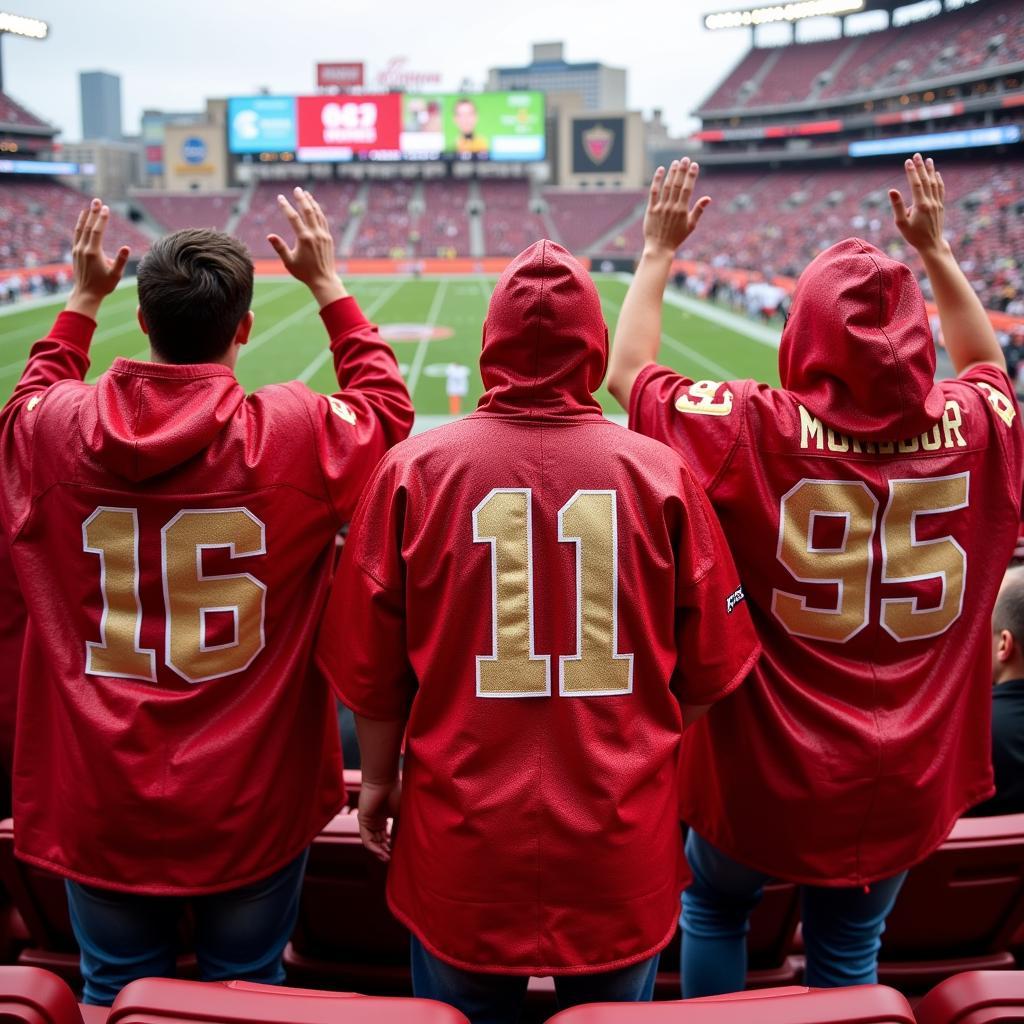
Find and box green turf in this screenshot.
[0,275,781,418]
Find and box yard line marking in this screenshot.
[405,278,449,399]
[599,292,737,380]
[296,279,406,385]
[477,276,492,307]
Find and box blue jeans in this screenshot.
[680,830,906,997]
[66,850,308,1006]
[411,935,658,1024]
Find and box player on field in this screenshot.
[317,239,761,1022]
[607,154,1024,994]
[0,190,413,1004]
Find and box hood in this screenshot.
[778,238,945,441]
[477,240,607,417]
[86,358,245,482]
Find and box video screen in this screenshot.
[228,92,545,162]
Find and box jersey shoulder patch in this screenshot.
[975,380,1017,428]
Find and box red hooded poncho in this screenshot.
[0,297,412,894]
[631,238,1024,884]
[319,240,760,973]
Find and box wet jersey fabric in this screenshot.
[0,298,412,894]
[630,238,1024,885]
[319,240,760,974]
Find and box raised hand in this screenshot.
[888,153,947,257]
[268,186,346,307]
[643,157,711,258]
[67,198,131,319]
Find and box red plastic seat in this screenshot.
[104,978,467,1023]
[877,815,1024,992]
[0,965,88,1023]
[546,984,914,1022]
[283,812,410,992]
[915,970,1024,1024]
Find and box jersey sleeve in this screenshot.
[957,363,1024,496]
[298,297,414,524]
[316,458,417,721]
[628,363,747,492]
[0,310,94,533]
[671,466,761,707]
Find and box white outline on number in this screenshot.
[82,506,158,682]
[879,472,970,643]
[771,479,878,644]
[161,508,268,685]
[471,488,551,699]
[557,489,634,697]
[199,606,240,653]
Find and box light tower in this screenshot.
[0,12,49,94]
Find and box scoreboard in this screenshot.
[228,92,545,162]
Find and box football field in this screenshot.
[0,275,782,424]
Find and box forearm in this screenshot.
[919,241,1004,375]
[608,247,673,408]
[354,714,405,784]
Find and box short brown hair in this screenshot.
[137,229,254,364]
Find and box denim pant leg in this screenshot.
[191,849,309,985]
[411,935,528,1024]
[680,830,772,998]
[554,954,659,1008]
[65,880,181,1007]
[800,871,907,988]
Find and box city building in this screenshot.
[79,70,122,141]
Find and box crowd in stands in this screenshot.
[418,180,470,258]
[133,192,239,234]
[479,180,547,256]
[544,188,646,254]
[350,179,418,259]
[0,93,50,129]
[701,0,1024,111]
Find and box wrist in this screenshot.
[361,774,398,788]
[641,244,677,263]
[916,238,953,263]
[308,275,348,308]
[65,288,103,320]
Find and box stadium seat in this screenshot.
[283,812,410,992]
[104,978,468,1023]
[915,971,1024,1024]
[876,814,1024,992]
[654,880,802,996]
[0,966,89,1024]
[545,984,915,1022]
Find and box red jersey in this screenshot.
[0,524,25,782]
[0,298,412,894]
[630,239,1024,885]
[318,241,760,974]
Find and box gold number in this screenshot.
[773,474,969,644]
[558,491,633,695]
[880,475,969,642]
[675,380,734,417]
[772,481,878,643]
[161,509,267,684]
[83,508,157,682]
[473,489,551,697]
[84,506,267,684]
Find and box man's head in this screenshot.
[992,567,1024,685]
[454,99,478,137]
[137,229,255,367]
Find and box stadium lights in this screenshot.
[0,12,48,39]
[704,0,864,30]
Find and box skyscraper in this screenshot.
[80,71,122,141]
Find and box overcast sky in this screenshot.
[7,0,753,141]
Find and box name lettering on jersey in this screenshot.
[26,396,42,412]
[976,381,1017,428]
[726,585,746,614]
[328,396,357,425]
[675,380,734,417]
[797,402,966,455]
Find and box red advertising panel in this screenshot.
[296,94,401,159]
[317,62,364,89]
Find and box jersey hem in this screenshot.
[385,891,680,976]
[682,781,995,887]
[13,791,345,897]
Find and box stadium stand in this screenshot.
[700,0,1024,111]
[103,978,471,1024]
[915,970,1024,1024]
[132,193,240,234]
[0,182,150,272]
[544,189,646,254]
[0,93,51,130]
[350,180,418,259]
[479,180,547,257]
[419,180,470,257]
[544,984,916,1023]
[0,966,85,1024]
